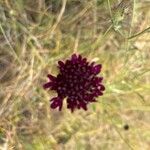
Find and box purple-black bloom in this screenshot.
[43,54,105,112]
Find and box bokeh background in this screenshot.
[0,0,150,149]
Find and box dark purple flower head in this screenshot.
[43,54,105,112]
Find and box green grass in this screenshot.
[0,0,150,149]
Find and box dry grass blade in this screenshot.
[0,0,150,149]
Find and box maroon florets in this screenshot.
[43,54,105,112]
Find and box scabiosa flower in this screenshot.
[43,54,105,112]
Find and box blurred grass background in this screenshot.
[0,0,150,149]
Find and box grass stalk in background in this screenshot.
[0,0,150,149]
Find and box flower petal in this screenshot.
[43,82,53,89]
[47,74,56,81]
[92,64,102,74]
[79,101,87,110]
[71,54,77,61]
[78,55,82,61]
[90,62,95,67]
[50,97,63,111]
[99,84,105,91]
[67,98,77,112]
[58,61,64,67]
